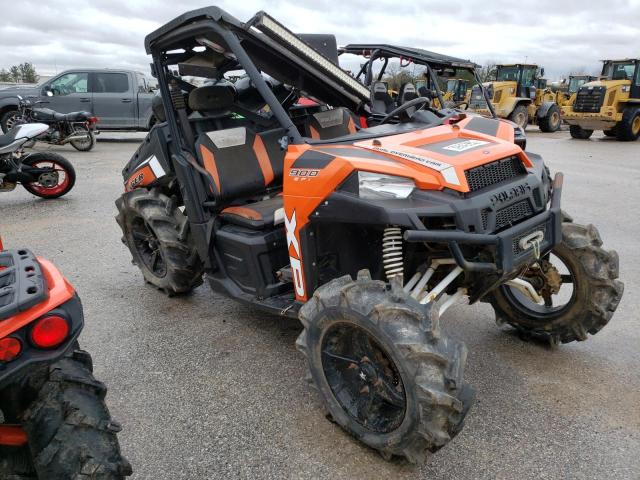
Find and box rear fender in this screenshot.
[122,122,172,191]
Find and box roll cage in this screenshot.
[339,43,496,117]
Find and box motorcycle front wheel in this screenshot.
[70,124,96,151]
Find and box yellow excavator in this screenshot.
[561,59,640,140]
[469,64,562,132]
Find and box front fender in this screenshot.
[536,101,557,119]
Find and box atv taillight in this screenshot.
[31,315,69,349]
[88,116,98,125]
[0,337,22,361]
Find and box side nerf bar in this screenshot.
[404,173,564,274]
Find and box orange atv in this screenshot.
[115,8,624,463]
[0,236,131,478]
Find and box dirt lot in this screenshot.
[2,129,639,479]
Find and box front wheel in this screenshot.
[0,347,132,479]
[539,105,561,132]
[0,110,20,133]
[70,125,96,151]
[21,153,76,199]
[487,222,624,344]
[508,104,529,129]
[569,125,593,139]
[297,271,473,463]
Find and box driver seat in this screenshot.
[371,82,395,114]
[398,83,418,105]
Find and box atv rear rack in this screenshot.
[0,249,47,321]
[403,173,563,274]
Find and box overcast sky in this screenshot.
[2,0,639,80]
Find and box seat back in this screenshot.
[371,82,394,113]
[304,108,357,140]
[195,126,286,203]
[398,83,418,104]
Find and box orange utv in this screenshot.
[115,7,624,463]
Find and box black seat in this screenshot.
[219,195,284,230]
[0,129,17,148]
[304,108,357,140]
[195,126,286,203]
[31,108,90,122]
[398,83,418,105]
[371,82,395,114]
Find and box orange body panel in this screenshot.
[0,425,27,447]
[0,258,75,340]
[283,119,527,301]
[125,165,157,192]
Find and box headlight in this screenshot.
[356,172,415,199]
[622,85,630,93]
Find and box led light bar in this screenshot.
[253,12,371,101]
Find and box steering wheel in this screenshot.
[379,97,431,124]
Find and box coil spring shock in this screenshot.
[382,227,403,282]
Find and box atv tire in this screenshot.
[0,347,132,479]
[509,104,529,129]
[296,271,473,463]
[569,125,593,139]
[116,188,203,295]
[487,221,623,344]
[538,105,561,132]
[615,107,640,141]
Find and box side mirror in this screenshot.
[540,67,545,77]
[43,87,53,97]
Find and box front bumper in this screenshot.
[403,173,563,277]
[561,107,621,129]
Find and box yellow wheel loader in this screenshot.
[561,59,640,141]
[469,64,562,132]
[556,75,597,106]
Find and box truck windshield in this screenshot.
[603,62,636,80]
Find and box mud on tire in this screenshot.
[487,222,624,344]
[1,347,132,479]
[296,271,473,463]
[115,188,203,295]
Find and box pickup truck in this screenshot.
[0,68,157,133]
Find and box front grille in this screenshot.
[574,87,605,112]
[495,200,533,231]
[465,156,526,192]
[513,224,547,256]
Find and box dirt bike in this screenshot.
[0,122,76,199]
[8,95,98,152]
[0,235,132,478]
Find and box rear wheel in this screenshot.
[486,221,623,344]
[539,105,561,132]
[21,153,76,199]
[115,188,203,295]
[615,107,640,141]
[508,104,529,129]
[297,271,473,463]
[0,347,132,479]
[569,125,593,139]
[70,125,96,151]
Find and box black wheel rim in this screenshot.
[502,251,577,318]
[321,322,406,433]
[131,217,166,277]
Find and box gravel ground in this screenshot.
[1,129,639,479]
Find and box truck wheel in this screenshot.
[70,125,96,152]
[115,188,203,295]
[539,105,561,132]
[486,222,623,345]
[508,104,529,129]
[297,271,473,463]
[0,109,20,133]
[615,107,640,141]
[0,347,132,479]
[569,125,593,139]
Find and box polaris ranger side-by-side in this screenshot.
[115,7,623,462]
